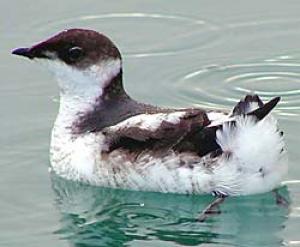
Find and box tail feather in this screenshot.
[232,94,264,116]
[202,95,280,157]
[231,94,280,121]
[247,96,280,121]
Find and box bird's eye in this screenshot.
[68,47,83,61]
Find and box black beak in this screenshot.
[12,47,34,59]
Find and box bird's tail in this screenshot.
[231,94,280,121]
[199,95,281,157]
[212,95,286,196]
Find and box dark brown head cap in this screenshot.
[12,29,121,69]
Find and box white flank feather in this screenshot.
[212,115,287,195]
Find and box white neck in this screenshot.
[47,58,121,180]
[45,58,122,131]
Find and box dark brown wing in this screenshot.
[102,94,280,159]
[103,109,220,157]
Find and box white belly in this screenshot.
[50,115,287,196]
[50,131,213,194]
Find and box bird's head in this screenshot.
[12,29,123,99]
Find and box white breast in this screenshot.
[50,125,107,182]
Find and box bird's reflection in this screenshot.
[51,174,289,247]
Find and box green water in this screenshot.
[1,0,300,246]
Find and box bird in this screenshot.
[12,29,288,218]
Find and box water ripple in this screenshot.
[172,62,300,116]
[31,12,222,57]
[51,176,290,247]
[227,18,300,28]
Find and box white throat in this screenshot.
[45,58,122,130]
[48,58,121,180]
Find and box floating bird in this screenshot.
[12,29,288,219]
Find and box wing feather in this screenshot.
[103,109,219,156]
